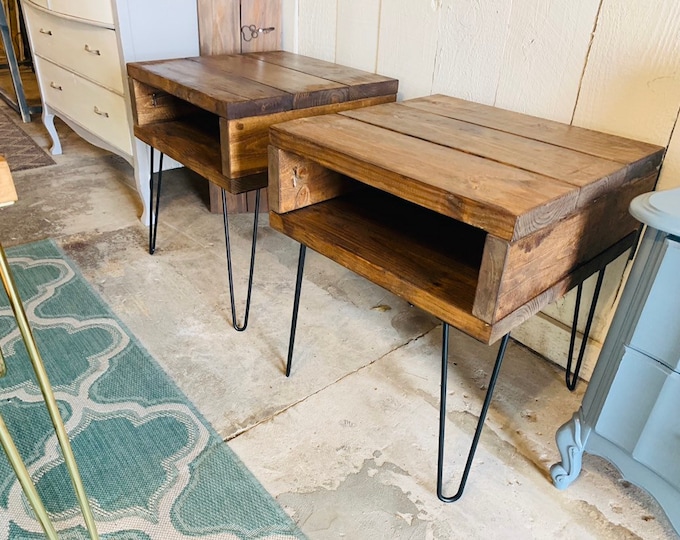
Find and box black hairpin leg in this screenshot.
[221,188,261,331]
[437,325,510,502]
[148,148,164,255]
[565,268,606,391]
[285,244,307,377]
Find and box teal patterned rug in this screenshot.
[0,239,304,539]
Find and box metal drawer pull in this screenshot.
[49,82,62,91]
[39,28,52,35]
[93,106,109,118]
[84,44,101,55]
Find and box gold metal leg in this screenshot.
[0,244,99,539]
[0,412,59,539]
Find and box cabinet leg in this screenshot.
[42,105,62,155]
[550,409,590,489]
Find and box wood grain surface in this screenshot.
[268,95,663,340]
[0,156,18,207]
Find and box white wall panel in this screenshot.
[573,0,680,144]
[432,0,511,105]
[281,0,298,53]
[336,0,380,72]
[297,0,336,61]
[376,0,440,100]
[494,0,600,123]
[657,112,680,191]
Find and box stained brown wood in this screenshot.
[269,188,493,342]
[246,51,399,99]
[268,147,358,213]
[240,0,281,54]
[473,171,657,323]
[0,156,18,207]
[197,0,240,56]
[268,95,664,343]
[225,95,395,178]
[127,60,294,120]
[341,102,646,206]
[270,114,579,241]
[403,95,665,166]
[134,119,266,194]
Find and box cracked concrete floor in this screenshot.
[0,108,676,539]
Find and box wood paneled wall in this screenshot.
[196,0,281,212]
[282,0,680,378]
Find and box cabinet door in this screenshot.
[630,238,680,370]
[197,0,280,55]
[633,370,680,491]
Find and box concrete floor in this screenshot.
[1,107,677,539]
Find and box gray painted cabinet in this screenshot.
[551,187,680,536]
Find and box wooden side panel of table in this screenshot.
[268,96,664,344]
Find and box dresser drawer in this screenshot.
[48,0,114,26]
[24,2,123,94]
[37,58,132,155]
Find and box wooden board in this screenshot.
[196,0,240,55]
[474,172,657,323]
[224,94,395,178]
[127,60,293,120]
[270,113,579,241]
[0,156,18,207]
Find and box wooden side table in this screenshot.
[266,95,665,501]
[126,51,398,330]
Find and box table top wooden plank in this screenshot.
[340,102,631,193]
[269,188,495,343]
[0,156,18,207]
[403,95,665,165]
[128,53,398,118]
[191,55,352,109]
[127,59,294,119]
[245,51,399,100]
[270,114,579,241]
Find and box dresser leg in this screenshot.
[437,325,510,502]
[550,409,591,489]
[41,104,62,155]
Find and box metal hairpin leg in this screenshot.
[148,148,164,255]
[438,324,510,502]
[0,245,99,539]
[565,268,606,391]
[221,188,261,331]
[285,244,307,377]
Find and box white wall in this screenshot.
[281,0,680,379]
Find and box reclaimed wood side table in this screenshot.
[266,95,665,501]
[126,51,397,330]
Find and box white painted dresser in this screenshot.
[551,187,680,535]
[21,0,199,222]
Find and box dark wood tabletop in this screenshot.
[127,51,398,195]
